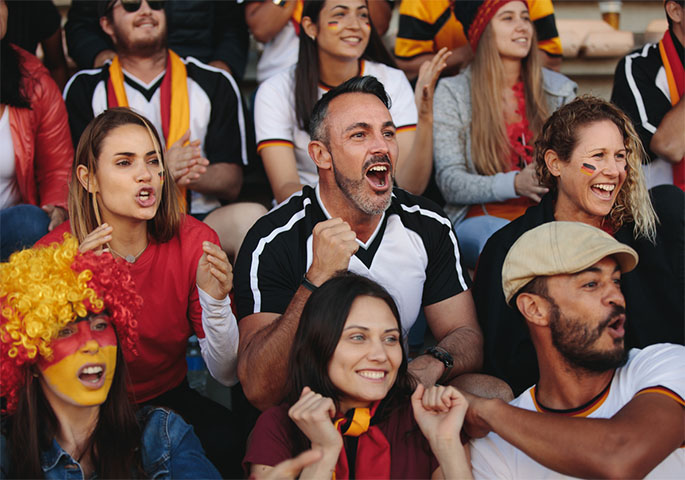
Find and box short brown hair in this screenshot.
[534,96,656,241]
[69,107,181,243]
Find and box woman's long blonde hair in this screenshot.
[69,108,181,244]
[471,22,548,175]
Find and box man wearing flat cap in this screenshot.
[466,222,684,479]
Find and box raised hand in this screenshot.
[306,218,359,286]
[288,387,343,452]
[78,223,113,254]
[196,241,233,300]
[166,130,210,185]
[412,384,473,479]
[412,383,468,447]
[414,47,451,117]
[514,162,549,203]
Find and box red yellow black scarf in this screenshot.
[107,51,190,209]
[658,29,684,190]
[332,402,391,479]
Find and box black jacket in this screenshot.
[472,185,684,395]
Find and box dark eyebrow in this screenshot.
[342,326,400,333]
[382,121,396,130]
[343,122,371,134]
[113,151,136,156]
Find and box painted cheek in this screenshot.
[39,322,117,369]
[40,345,117,406]
[327,21,339,30]
[580,162,597,176]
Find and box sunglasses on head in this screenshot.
[107,0,165,14]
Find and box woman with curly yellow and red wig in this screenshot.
[0,237,220,478]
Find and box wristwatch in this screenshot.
[423,346,454,372]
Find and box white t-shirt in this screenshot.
[254,61,418,189]
[470,344,685,479]
[256,21,300,84]
[0,107,20,210]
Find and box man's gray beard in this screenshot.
[331,153,393,216]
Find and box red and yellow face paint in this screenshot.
[37,315,117,407]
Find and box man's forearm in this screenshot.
[237,286,313,410]
[471,393,684,478]
[189,163,242,201]
[651,98,685,163]
[410,326,483,385]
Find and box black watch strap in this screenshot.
[423,346,454,371]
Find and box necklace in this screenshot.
[108,242,148,263]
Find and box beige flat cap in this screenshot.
[502,222,638,305]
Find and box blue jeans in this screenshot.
[0,204,50,261]
[455,215,510,269]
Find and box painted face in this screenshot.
[103,0,167,56]
[38,314,118,407]
[490,1,533,60]
[314,0,371,63]
[328,296,403,412]
[552,120,628,226]
[89,124,163,225]
[325,92,398,215]
[545,257,628,372]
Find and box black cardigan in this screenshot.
[472,185,684,395]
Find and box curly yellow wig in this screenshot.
[0,235,142,413]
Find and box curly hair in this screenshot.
[534,95,657,242]
[0,235,142,414]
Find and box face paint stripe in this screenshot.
[581,163,596,176]
[39,321,117,368]
[327,21,339,29]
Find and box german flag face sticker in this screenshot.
[38,314,117,407]
[580,163,597,176]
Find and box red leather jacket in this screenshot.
[8,45,72,209]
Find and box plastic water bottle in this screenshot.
[186,336,208,396]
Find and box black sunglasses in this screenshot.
[107,0,165,14]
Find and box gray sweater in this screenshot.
[433,67,577,225]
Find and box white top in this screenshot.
[256,21,300,83]
[0,107,20,210]
[470,344,685,479]
[254,61,418,188]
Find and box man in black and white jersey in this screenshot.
[234,76,486,411]
[611,0,684,189]
[63,0,265,260]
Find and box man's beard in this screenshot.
[331,153,393,216]
[112,22,167,57]
[548,300,628,373]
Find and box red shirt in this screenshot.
[36,216,220,402]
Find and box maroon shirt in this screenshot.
[244,402,439,478]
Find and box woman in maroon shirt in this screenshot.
[244,272,472,479]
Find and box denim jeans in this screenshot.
[0,204,50,261]
[454,215,510,269]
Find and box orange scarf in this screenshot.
[332,402,391,479]
[107,51,190,209]
[658,30,684,191]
